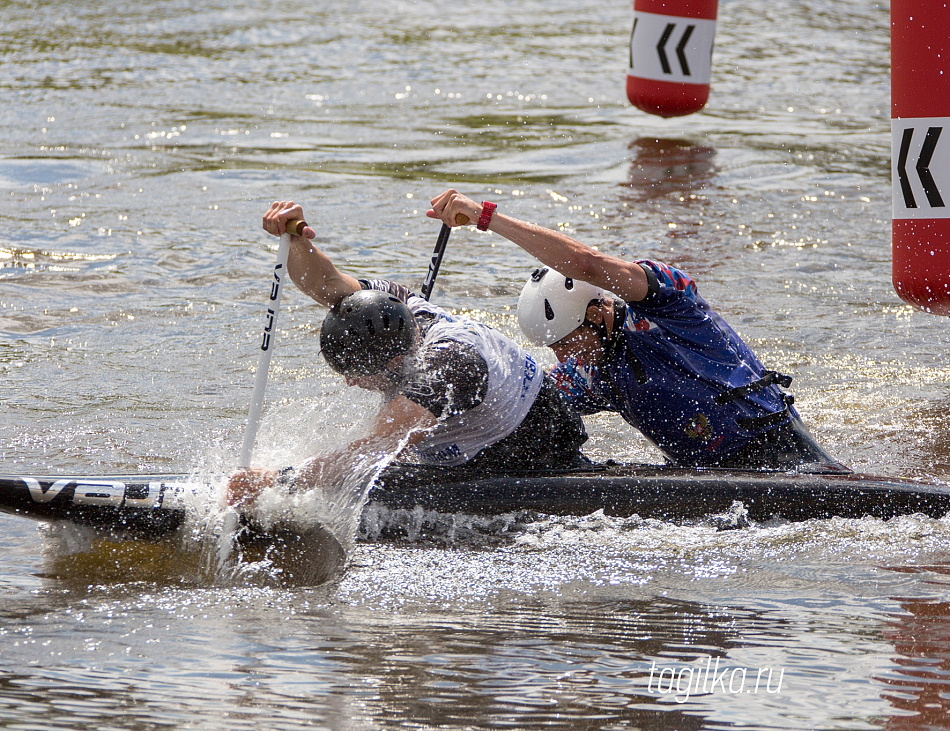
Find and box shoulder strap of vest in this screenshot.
[604,298,647,387]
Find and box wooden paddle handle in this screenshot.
[455,213,470,226]
[286,218,309,236]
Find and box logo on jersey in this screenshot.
[625,310,658,333]
[550,357,598,401]
[520,355,538,397]
[421,443,463,462]
[686,413,715,442]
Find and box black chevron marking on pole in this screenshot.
[629,17,638,69]
[657,23,696,76]
[676,24,695,76]
[917,126,945,208]
[657,23,675,74]
[898,127,917,209]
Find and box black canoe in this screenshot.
[1,463,948,540]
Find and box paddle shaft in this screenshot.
[421,213,468,301]
[239,219,307,468]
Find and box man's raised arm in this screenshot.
[263,200,360,308]
[427,189,650,303]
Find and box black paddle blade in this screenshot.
[235,521,347,587]
[421,223,451,300]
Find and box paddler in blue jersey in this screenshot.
[428,189,847,473]
[227,201,587,506]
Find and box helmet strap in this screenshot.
[583,319,611,349]
[381,329,419,386]
[582,300,611,350]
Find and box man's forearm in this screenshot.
[287,236,360,307]
[489,213,614,288]
[427,188,649,299]
[488,211,651,302]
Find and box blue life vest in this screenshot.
[548,261,796,466]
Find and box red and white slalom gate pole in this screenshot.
[626,0,717,118]
[891,0,950,314]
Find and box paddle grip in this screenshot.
[286,218,309,236]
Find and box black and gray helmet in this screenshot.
[320,290,417,376]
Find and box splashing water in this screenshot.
[37,387,405,589]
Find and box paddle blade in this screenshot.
[235,520,346,587]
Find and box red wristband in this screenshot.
[477,201,497,231]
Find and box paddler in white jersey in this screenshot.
[227,202,587,507]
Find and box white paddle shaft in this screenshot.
[239,222,304,468]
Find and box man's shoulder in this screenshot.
[359,278,414,301]
[401,338,488,416]
[635,260,698,297]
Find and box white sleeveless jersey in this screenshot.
[405,297,543,466]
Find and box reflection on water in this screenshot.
[616,136,719,274]
[623,137,717,203]
[900,396,950,480]
[877,564,950,728]
[3,506,950,727]
[316,596,753,729]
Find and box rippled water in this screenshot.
[2,0,950,727]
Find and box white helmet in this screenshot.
[517,267,604,346]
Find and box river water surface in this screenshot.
[2,0,950,728]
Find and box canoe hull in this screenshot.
[1,465,947,540]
